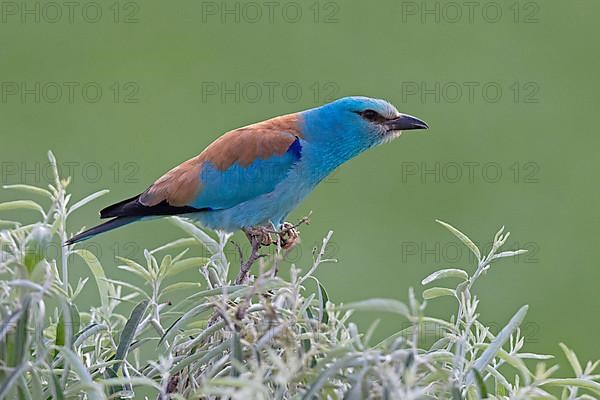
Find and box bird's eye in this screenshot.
[358,109,385,123]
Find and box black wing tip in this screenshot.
[100,193,205,219]
[64,236,83,246]
[100,194,143,219]
[65,216,139,246]
[64,230,89,246]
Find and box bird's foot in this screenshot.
[276,215,310,249]
[244,226,274,246]
[235,227,270,284]
[235,215,310,283]
[277,222,300,250]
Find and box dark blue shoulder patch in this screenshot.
[287,137,302,160]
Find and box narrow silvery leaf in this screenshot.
[160,302,213,345]
[101,278,150,299]
[55,303,80,354]
[494,249,528,259]
[0,308,24,343]
[47,150,57,165]
[72,277,89,300]
[13,296,31,365]
[3,184,53,199]
[168,342,229,377]
[73,323,109,348]
[318,281,330,324]
[0,200,45,216]
[0,220,20,227]
[489,347,531,384]
[422,268,469,285]
[169,285,247,313]
[542,378,600,396]
[112,299,149,374]
[164,257,207,279]
[494,226,505,242]
[23,224,52,273]
[485,367,511,394]
[408,287,419,314]
[55,346,104,400]
[559,343,583,377]
[469,305,529,384]
[363,319,380,347]
[436,219,481,261]
[170,217,218,254]
[160,282,202,298]
[230,332,243,377]
[423,287,456,300]
[150,237,196,255]
[116,257,152,281]
[47,150,60,186]
[517,353,554,360]
[302,354,362,400]
[74,249,112,310]
[29,369,44,400]
[68,189,109,215]
[343,298,411,319]
[157,254,172,277]
[6,280,44,292]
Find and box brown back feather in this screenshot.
[139,113,302,207]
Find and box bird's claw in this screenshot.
[244,226,274,246]
[236,216,309,283]
[244,220,304,250]
[278,222,300,250]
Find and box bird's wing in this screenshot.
[100,113,303,218]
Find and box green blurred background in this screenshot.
[1,0,598,365]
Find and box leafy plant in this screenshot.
[0,152,598,399]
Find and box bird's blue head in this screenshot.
[299,96,428,164]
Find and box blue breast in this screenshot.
[189,138,302,210]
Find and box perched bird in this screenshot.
[66,96,428,247]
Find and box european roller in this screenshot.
[66,96,428,254]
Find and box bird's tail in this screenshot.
[65,216,139,245]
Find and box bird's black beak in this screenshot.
[385,114,429,131]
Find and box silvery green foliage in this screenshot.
[0,152,598,399]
